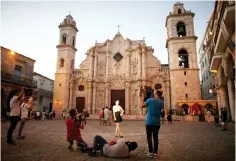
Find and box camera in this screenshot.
[142,83,163,102]
[76,111,89,124]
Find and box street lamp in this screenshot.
[10,51,15,55]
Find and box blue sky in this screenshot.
[1,1,214,80]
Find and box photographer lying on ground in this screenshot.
[90,135,137,158]
[66,109,87,152]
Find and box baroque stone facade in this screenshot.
[53,2,204,117]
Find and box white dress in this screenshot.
[21,103,29,119]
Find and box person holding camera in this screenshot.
[6,90,25,145]
[66,109,87,151]
[141,90,164,159]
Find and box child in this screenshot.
[17,96,33,139]
[99,108,104,126]
[66,109,87,151]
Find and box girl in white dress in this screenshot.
[17,96,33,139]
[112,100,124,137]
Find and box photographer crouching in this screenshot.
[66,109,88,152]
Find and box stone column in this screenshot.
[166,80,171,111]
[138,49,142,79]
[220,86,231,120]
[137,81,142,115]
[141,48,146,79]
[226,74,235,121]
[105,82,109,107]
[125,81,130,114]
[87,82,92,114]
[92,82,97,114]
[89,50,94,80]
[216,89,221,113]
[93,53,98,79]
[126,52,131,78]
[69,78,74,109]
[106,43,109,79]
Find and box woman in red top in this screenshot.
[66,109,87,151]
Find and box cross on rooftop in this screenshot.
[116,24,121,33]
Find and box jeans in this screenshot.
[93,135,108,152]
[146,125,160,154]
[7,116,20,142]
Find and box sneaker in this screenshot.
[6,140,16,145]
[147,152,153,157]
[153,153,160,159]
[17,136,25,140]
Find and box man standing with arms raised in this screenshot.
[141,89,164,159]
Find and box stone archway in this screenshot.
[219,66,231,121]
[181,103,189,115]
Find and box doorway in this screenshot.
[76,97,85,113]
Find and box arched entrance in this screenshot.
[182,104,189,115]
[205,103,213,113]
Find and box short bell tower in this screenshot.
[53,13,78,113]
[166,2,201,109]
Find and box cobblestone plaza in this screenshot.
[1,120,235,161]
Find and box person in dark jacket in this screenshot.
[167,109,173,124]
[221,107,228,131]
[160,109,165,124]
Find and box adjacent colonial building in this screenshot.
[1,46,36,116]
[33,72,54,113]
[198,18,217,100]
[209,1,235,121]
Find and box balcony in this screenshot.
[1,71,37,88]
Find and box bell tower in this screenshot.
[53,14,78,113]
[166,2,201,109]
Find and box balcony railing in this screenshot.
[1,71,37,88]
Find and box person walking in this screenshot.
[221,107,228,131]
[141,90,164,159]
[6,90,25,145]
[160,109,165,124]
[103,107,109,126]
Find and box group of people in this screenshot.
[6,90,33,145]
[66,108,137,158]
[65,89,164,159]
[98,107,113,126]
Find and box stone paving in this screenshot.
[1,120,235,161]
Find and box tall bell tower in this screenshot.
[166,2,201,109]
[53,14,78,113]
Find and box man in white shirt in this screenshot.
[91,135,137,158]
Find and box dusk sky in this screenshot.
[2,1,214,80]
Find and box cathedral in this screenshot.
[53,2,203,118]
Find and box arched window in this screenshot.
[178,49,189,68]
[62,34,67,45]
[60,58,64,67]
[178,9,182,14]
[72,36,75,47]
[176,22,186,37]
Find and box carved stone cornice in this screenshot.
[169,68,199,72]
[166,36,198,48]
[56,44,77,52]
